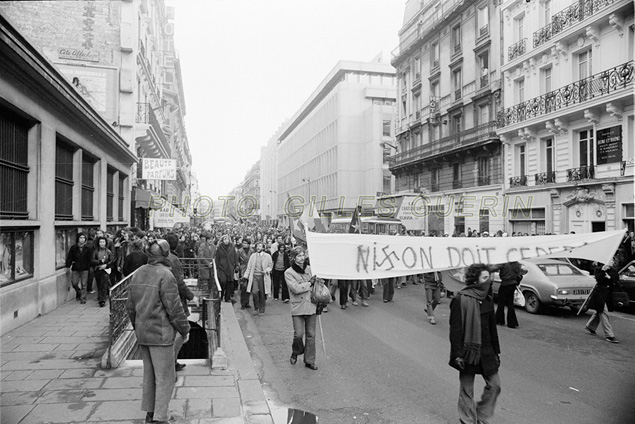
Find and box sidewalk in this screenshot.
[0,294,274,424]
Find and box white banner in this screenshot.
[152,205,190,228]
[305,230,625,280]
[142,158,177,180]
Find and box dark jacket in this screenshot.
[498,262,526,287]
[588,266,621,313]
[271,250,290,271]
[215,242,237,283]
[123,250,149,277]
[168,251,194,317]
[91,248,114,271]
[126,257,190,345]
[449,293,501,376]
[423,271,442,288]
[65,244,93,271]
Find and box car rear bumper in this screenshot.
[549,296,587,307]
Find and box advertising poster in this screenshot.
[142,158,177,180]
[596,125,622,164]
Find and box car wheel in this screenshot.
[524,292,541,314]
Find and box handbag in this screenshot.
[513,286,526,307]
[310,276,331,304]
[611,291,630,309]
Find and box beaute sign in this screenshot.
[305,230,625,280]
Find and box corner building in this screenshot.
[390,0,505,236]
[497,0,634,234]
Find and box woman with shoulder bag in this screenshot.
[585,257,621,343]
[285,246,318,370]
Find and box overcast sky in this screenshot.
[167,0,404,199]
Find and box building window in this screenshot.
[431,42,440,67]
[543,0,552,26]
[478,104,490,124]
[0,230,34,287]
[509,208,546,235]
[55,141,75,220]
[578,50,592,80]
[452,24,462,54]
[623,203,634,233]
[515,78,525,103]
[414,94,421,119]
[579,129,595,167]
[0,110,30,220]
[542,66,552,93]
[118,175,126,221]
[414,57,421,80]
[430,81,439,101]
[478,5,489,36]
[478,51,489,87]
[478,157,490,185]
[383,120,391,137]
[107,168,115,222]
[431,168,440,192]
[514,14,524,42]
[82,156,95,221]
[452,163,462,189]
[451,114,462,134]
[479,209,490,234]
[518,144,526,176]
[453,68,462,99]
[544,138,554,175]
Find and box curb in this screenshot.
[221,302,274,424]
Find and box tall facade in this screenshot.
[0,13,136,334]
[390,0,505,236]
[276,59,396,224]
[0,0,193,231]
[259,123,287,225]
[242,161,261,222]
[497,0,634,234]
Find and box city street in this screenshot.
[238,283,635,424]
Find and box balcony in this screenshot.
[431,181,440,192]
[566,165,595,182]
[535,171,557,185]
[533,0,619,48]
[498,61,634,128]
[480,74,489,89]
[454,88,462,101]
[453,180,462,189]
[509,175,528,188]
[389,121,498,169]
[477,175,491,186]
[508,39,526,61]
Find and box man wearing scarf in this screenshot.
[245,241,273,315]
[449,263,501,424]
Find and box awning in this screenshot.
[134,187,165,209]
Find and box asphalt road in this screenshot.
[236,284,635,424]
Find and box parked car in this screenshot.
[618,260,635,307]
[492,259,596,314]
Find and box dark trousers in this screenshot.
[338,280,352,306]
[240,282,250,308]
[349,280,369,302]
[382,278,394,302]
[292,314,316,365]
[252,274,266,313]
[272,269,289,300]
[221,280,234,302]
[496,284,519,327]
[87,268,95,292]
[95,270,110,303]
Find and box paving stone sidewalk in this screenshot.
[0,294,273,424]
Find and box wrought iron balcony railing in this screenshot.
[533,0,618,48]
[454,88,462,100]
[509,175,528,188]
[566,165,595,182]
[477,175,491,186]
[535,171,557,185]
[480,74,489,89]
[389,121,499,168]
[508,38,526,61]
[136,102,150,124]
[453,179,462,189]
[498,61,633,127]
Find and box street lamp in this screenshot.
[379,141,398,150]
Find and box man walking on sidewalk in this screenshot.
[65,232,92,304]
[126,239,190,424]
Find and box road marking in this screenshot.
[609,312,635,322]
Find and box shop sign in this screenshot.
[58,48,99,62]
[596,126,622,164]
[142,158,177,180]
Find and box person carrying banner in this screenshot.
[285,246,318,371]
[423,271,443,324]
[585,257,622,343]
[449,263,501,424]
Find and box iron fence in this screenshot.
[108,271,135,351]
[498,61,633,127]
[509,175,528,188]
[508,38,526,61]
[535,171,557,185]
[566,165,595,182]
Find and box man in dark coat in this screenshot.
[495,261,526,328]
[237,239,254,309]
[122,240,148,277]
[65,232,93,303]
[585,258,622,343]
[449,263,501,424]
[216,234,238,302]
[126,239,190,424]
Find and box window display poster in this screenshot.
[596,126,622,164]
[15,232,33,278]
[0,233,12,284]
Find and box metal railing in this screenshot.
[535,171,557,185]
[498,61,634,127]
[566,165,595,181]
[389,121,499,168]
[533,0,618,48]
[509,175,528,188]
[108,270,135,357]
[135,102,150,124]
[480,74,489,89]
[508,38,527,61]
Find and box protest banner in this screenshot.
[305,230,625,280]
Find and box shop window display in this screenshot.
[0,231,34,287]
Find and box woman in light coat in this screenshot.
[285,246,318,370]
[245,241,272,315]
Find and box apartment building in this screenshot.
[276,59,396,224]
[497,0,634,234]
[389,0,504,236]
